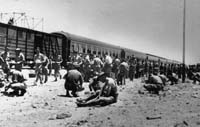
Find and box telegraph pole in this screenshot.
[182,0,186,83]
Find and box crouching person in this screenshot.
[76,73,118,107]
[64,69,84,97]
[144,74,164,94]
[4,70,27,96]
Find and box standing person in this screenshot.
[48,55,53,76]
[14,48,25,72]
[0,47,10,74]
[112,57,120,80]
[102,54,113,77]
[93,55,103,74]
[42,54,49,83]
[33,47,45,85]
[129,55,136,81]
[53,52,63,81]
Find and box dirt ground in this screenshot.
[1,69,200,127]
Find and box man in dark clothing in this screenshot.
[64,69,84,97]
[76,73,118,107]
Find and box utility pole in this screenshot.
[182,0,186,83]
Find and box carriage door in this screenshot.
[34,33,43,53]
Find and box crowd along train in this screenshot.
[0,22,180,68]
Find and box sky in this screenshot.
[0,0,200,64]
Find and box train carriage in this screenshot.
[0,22,180,68]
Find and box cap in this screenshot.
[15,48,21,51]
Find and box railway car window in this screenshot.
[8,28,17,39]
[93,46,97,55]
[98,48,101,56]
[87,46,91,54]
[74,42,78,52]
[79,44,83,53]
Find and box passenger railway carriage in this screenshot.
[0,22,179,68]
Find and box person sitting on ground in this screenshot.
[4,70,27,96]
[76,73,118,107]
[63,69,84,97]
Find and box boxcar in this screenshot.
[0,23,62,67]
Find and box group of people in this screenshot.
[65,52,188,101]
[67,52,183,85]
[33,47,63,85]
[0,47,63,96]
[0,47,190,107]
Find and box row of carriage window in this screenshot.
[70,42,121,58]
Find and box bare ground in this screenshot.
[0,70,200,127]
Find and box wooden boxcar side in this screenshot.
[0,23,63,67]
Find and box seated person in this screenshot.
[64,69,84,97]
[76,73,118,107]
[4,70,27,96]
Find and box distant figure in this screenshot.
[14,48,25,72]
[8,18,14,25]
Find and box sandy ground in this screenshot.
[0,69,200,127]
